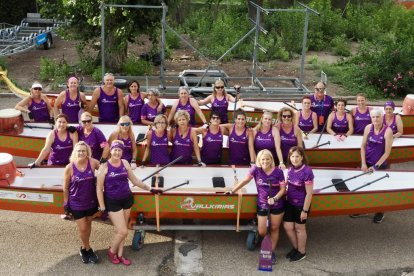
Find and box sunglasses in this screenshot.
[81,119,92,124]
[282,115,292,118]
[120,122,131,127]
[33,87,42,91]
[314,87,324,91]
[211,116,221,120]
[215,86,224,89]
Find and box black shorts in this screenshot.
[257,207,284,216]
[72,206,98,220]
[283,202,309,224]
[105,194,134,212]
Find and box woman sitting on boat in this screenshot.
[283,146,314,262]
[15,82,53,123]
[197,80,237,124]
[277,107,303,163]
[141,114,171,166]
[326,98,354,141]
[295,96,318,136]
[194,112,224,165]
[96,140,161,266]
[63,141,100,263]
[31,114,78,167]
[168,86,207,126]
[229,149,286,265]
[53,77,88,123]
[77,111,109,162]
[252,111,285,169]
[140,89,166,126]
[351,93,371,135]
[360,108,393,223]
[383,101,403,138]
[108,116,137,168]
[220,110,255,166]
[169,110,204,165]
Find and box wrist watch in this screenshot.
[302,209,309,213]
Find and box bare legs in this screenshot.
[109,208,131,257]
[257,213,284,251]
[283,222,307,253]
[75,216,93,250]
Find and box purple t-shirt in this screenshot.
[254,129,278,163]
[298,111,314,132]
[383,115,397,134]
[201,128,223,164]
[48,130,73,166]
[150,130,170,165]
[248,166,285,210]
[69,159,98,211]
[331,112,349,134]
[141,103,166,123]
[366,125,388,167]
[97,87,119,123]
[176,99,196,126]
[211,96,229,123]
[127,94,144,124]
[280,127,297,162]
[228,127,249,165]
[353,108,371,135]
[28,98,49,122]
[77,126,107,160]
[286,164,314,206]
[310,94,334,131]
[104,161,131,200]
[171,128,193,164]
[62,90,81,123]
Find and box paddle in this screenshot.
[351,174,389,192]
[314,112,330,148]
[141,156,182,182]
[162,180,190,193]
[314,171,372,193]
[233,85,240,123]
[311,141,330,149]
[136,136,147,145]
[283,101,300,111]
[24,123,53,130]
[154,168,161,232]
[258,179,273,272]
[231,165,242,232]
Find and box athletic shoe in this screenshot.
[108,247,120,264]
[118,256,131,266]
[87,248,99,264]
[271,252,276,265]
[290,251,306,262]
[373,212,385,224]
[349,214,368,218]
[79,247,90,263]
[286,248,298,259]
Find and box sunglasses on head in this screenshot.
[282,115,292,118]
[81,119,92,124]
[215,86,224,89]
[120,122,131,127]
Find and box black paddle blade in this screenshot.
[212,177,225,188]
[136,133,146,143]
[331,179,350,192]
[258,235,273,272]
[151,176,164,188]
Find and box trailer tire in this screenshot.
[246,230,259,251]
[132,230,145,251]
[43,33,53,50]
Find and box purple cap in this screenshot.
[110,141,124,151]
[384,101,395,110]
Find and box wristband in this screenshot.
[131,160,136,164]
[302,209,309,213]
[98,207,105,212]
[279,161,284,165]
[373,164,380,170]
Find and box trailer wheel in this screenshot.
[43,33,53,50]
[132,230,145,251]
[246,230,259,251]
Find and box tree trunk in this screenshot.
[105,30,127,72]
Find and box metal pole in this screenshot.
[160,3,167,89]
[100,2,105,79]
[251,5,260,86]
[299,9,309,90]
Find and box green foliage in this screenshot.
[39,57,74,86]
[166,30,181,50]
[0,57,7,70]
[330,35,351,57]
[92,66,103,82]
[121,55,153,76]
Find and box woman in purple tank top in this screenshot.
[88,73,124,123]
[383,101,403,138]
[351,93,371,135]
[295,96,318,136]
[108,116,137,167]
[277,107,303,162]
[283,146,314,262]
[197,80,237,124]
[15,82,53,122]
[63,141,100,263]
[141,89,166,126]
[221,110,255,165]
[252,111,285,169]
[53,77,88,123]
[229,149,286,264]
[326,98,354,141]
[97,140,161,266]
[168,86,207,126]
[32,114,78,167]
[169,110,203,165]
[142,114,171,165]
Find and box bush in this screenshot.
[121,55,153,76]
[166,30,181,50]
[92,66,103,82]
[39,57,73,85]
[330,35,351,57]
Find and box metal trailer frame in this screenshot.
[99,2,319,98]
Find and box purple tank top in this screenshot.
[331,112,349,134]
[229,127,249,165]
[201,128,223,164]
[28,98,49,122]
[298,111,314,132]
[248,166,285,210]
[104,161,131,200]
[211,96,229,123]
[254,129,278,162]
[366,125,388,167]
[141,103,165,123]
[48,130,73,165]
[127,94,144,123]
[310,94,334,131]
[62,90,81,123]
[280,127,298,162]
[286,164,314,206]
[77,126,107,160]
[176,99,196,126]
[118,134,133,163]
[383,115,397,134]
[171,127,193,164]
[150,131,170,165]
[97,87,119,123]
[353,108,371,134]
[69,160,98,210]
